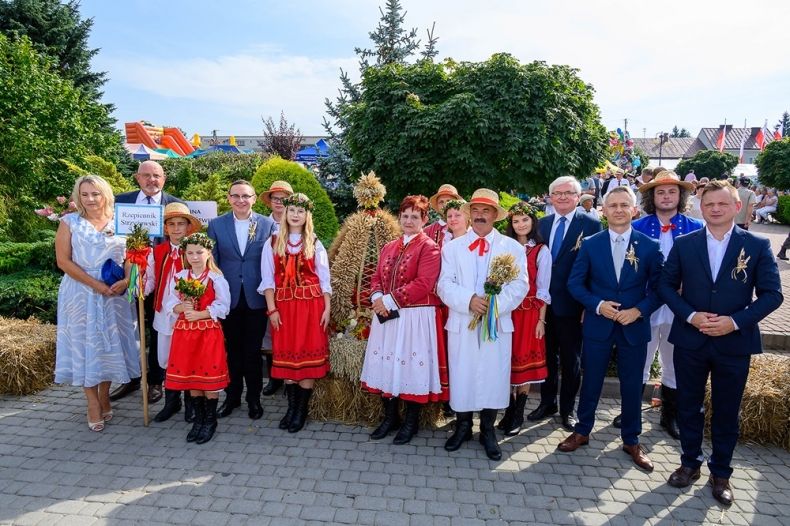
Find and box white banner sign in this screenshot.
[114,204,164,237]
[185,201,218,226]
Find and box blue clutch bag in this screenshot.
[101,259,125,286]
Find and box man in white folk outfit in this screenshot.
[438,188,528,460]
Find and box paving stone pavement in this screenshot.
[2,386,789,526]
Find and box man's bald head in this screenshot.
[135,160,166,196]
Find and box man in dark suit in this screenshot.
[529,176,602,431]
[660,180,783,506]
[110,160,186,403]
[208,180,275,420]
[557,186,663,471]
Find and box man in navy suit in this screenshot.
[660,180,782,506]
[110,160,186,403]
[529,176,602,431]
[557,186,663,471]
[208,180,275,420]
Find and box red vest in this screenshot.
[153,242,184,312]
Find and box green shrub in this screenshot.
[0,239,57,274]
[251,157,340,244]
[776,195,790,224]
[0,269,61,323]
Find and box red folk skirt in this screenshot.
[165,318,229,391]
[511,296,548,385]
[271,289,329,382]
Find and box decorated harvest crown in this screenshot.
[353,171,386,209]
[281,192,314,211]
[442,199,467,216]
[180,232,215,251]
[508,201,536,218]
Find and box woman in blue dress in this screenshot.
[55,175,140,432]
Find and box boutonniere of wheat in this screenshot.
[730,248,750,283]
[625,244,639,272]
[572,233,583,252]
[248,220,257,242]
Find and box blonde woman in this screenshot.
[54,175,139,432]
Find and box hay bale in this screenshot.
[704,353,790,450]
[0,316,56,395]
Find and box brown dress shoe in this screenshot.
[623,444,654,472]
[667,465,701,488]
[709,476,733,506]
[557,432,589,452]
[148,384,163,404]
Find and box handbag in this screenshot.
[101,258,125,287]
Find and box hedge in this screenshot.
[0,269,61,323]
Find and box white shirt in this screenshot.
[371,234,417,311]
[549,210,576,251]
[233,213,251,255]
[135,191,162,205]
[258,233,332,295]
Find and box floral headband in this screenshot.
[508,202,536,218]
[281,193,314,212]
[180,232,215,251]
[442,199,466,216]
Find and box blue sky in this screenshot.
[80,0,790,138]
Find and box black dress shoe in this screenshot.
[217,399,240,418]
[248,400,264,420]
[526,403,557,421]
[262,378,283,396]
[709,476,733,506]
[109,381,140,402]
[561,414,577,432]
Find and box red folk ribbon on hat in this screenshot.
[661,224,676,233]
[468,237,489,256]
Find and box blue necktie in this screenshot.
[551,216,566,261]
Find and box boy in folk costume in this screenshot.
[258,193,331,433]
[164,233,231,444]
[144,203,201,423]
[437,189,528,460]
[424,184,462,244]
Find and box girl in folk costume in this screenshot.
[423,184,462,244]
[144,203,201,423]
[259,193,331,433]
[361,195,449,445]
[164,233,230,444]
[498,202,551,436]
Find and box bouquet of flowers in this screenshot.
[469,253,520,342]
[125,224,151,302]
[34,196,77,222]
[175,277,206,308]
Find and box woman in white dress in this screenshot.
[55,175,140,432]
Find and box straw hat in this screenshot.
[260,180,294,206]
[638,170,695,194]
[163,202,201,235]
[461,188,507,222]
[429,184,461,212]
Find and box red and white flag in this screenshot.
[716,124,727,152]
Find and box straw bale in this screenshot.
[0,316,56,395]
[704,353,790,450]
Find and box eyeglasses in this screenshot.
[550,191,578,198]
[229,194,255,201]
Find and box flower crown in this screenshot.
[442,199,466,216]
[281,193,314,212]
[180,232,215,251]
[508,202,536,218]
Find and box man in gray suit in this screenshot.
[110,160,186,403]
[208,180,275,419]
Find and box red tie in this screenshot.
[468,237,489,256]
[661,224,676,233]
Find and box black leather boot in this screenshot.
[479,409,502,460]
[196,398,218,444]
[497,393,516,431]
[184,391,195,423]
[262,356,283,396]
[444,411,473,452]
[186,396,205,442]
[288,386,312,433]
[279,383,298,430]
[503,393,528,436]
[393,402,421,445]
[153,389,182,423]
[660,385,681,439]
[370,397,401,440]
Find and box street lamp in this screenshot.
[657,132,670,166]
